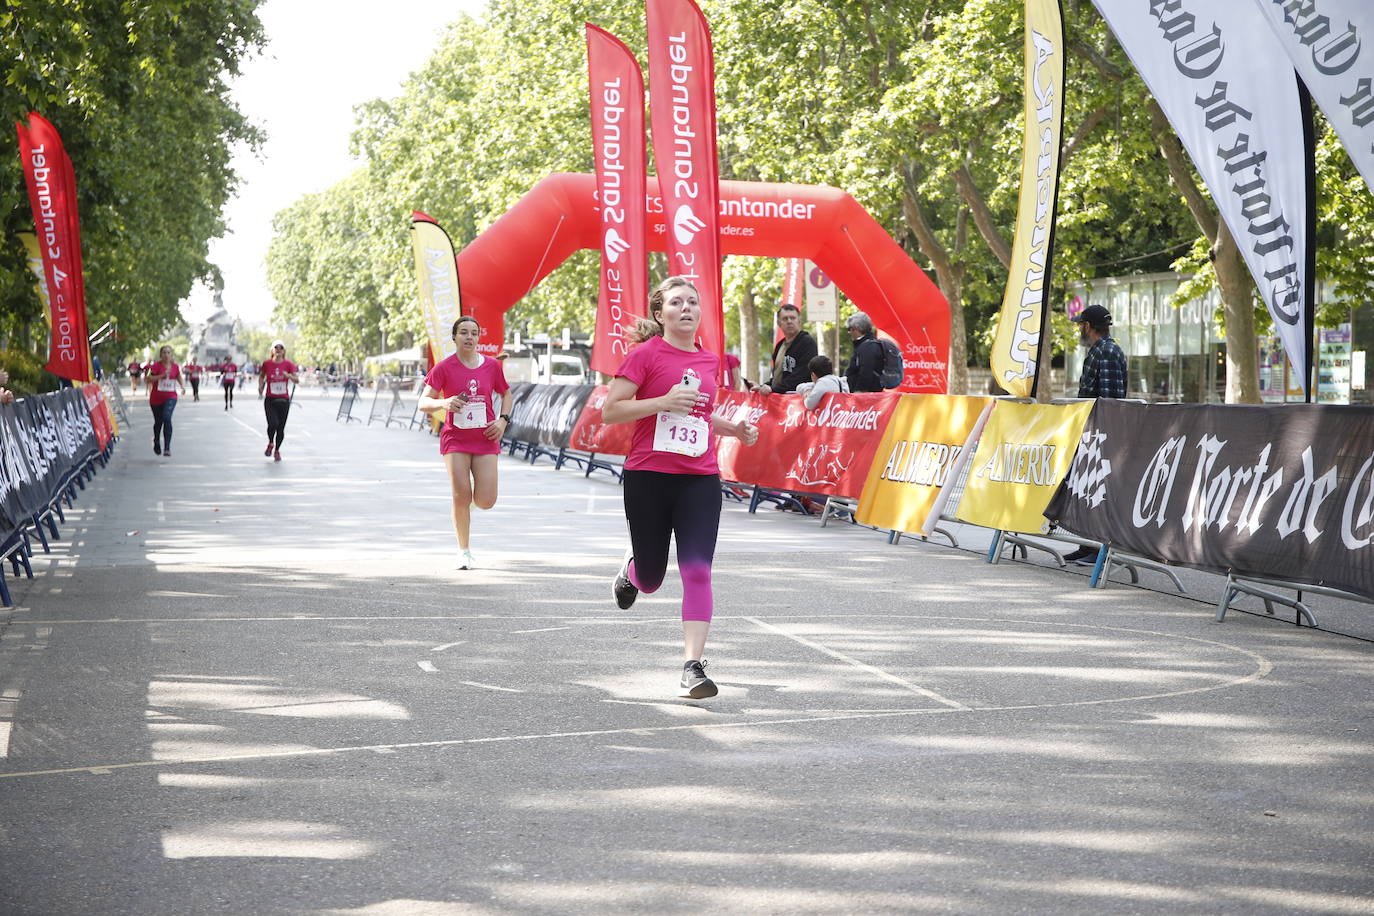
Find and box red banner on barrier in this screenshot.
[714,390,901,499]
[568,385,635,455]
[82,384,111,450]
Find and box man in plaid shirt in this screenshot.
[1075,304,1127,399]
[1065,303,1127,566]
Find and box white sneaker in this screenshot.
[459,549,475,570]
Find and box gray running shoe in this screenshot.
[613,548,638,609]
[680,659,717,699]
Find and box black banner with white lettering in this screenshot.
[0,389,98,536]
[505,384,596,450]
[1046,400,1374,598]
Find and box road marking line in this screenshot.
[0,637,1275,781]
[510,626,572,634]
[431,641,466,652]
[227,413,264,439]
[459,681,523,693]
[745,616,969,709]
[416,661,437,673]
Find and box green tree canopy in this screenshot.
[1,0,265,376]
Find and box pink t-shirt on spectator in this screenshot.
[424,354,511,456]
[616,335,720,476]
[723,353,742,390]
[147,363,181,406]
[260,359,298,399]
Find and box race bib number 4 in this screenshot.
[653,412,708,457]
[269,381,288,395]
[454,401,488,430]
[157,378,176,392]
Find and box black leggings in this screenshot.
[150,399,176,449]
[189,378,199,399]
[223,382,234,406]
[264,397,290,448]
[622,470,721,622]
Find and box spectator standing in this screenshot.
[722,351,743,390]
[844,312,885,393]
[1063,304,1129,565]
[258,341,300,461]
[145,346,185,457]
[752,304,817,394]
[0,368,14,405]
[602,276,759,699]
[1075,304,1128,399]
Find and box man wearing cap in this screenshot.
[1075,304,1127,399]
[258,340,300,461]
[1065,304,1128,565]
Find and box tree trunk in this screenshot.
[901,187,968,394]
[739,282,759,385]
[1214,221,1262,404]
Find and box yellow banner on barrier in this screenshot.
[856,394,993,533]
[955,400,1093,533]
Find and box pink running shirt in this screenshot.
[147,363,181,406]
[424,354,511,456]
[260,359,298,399]
[616,335,720,476]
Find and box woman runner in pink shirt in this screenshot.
[417,316,511,570]
[257,341,300,461]
[601,276,759,699]
[145,345,185,457]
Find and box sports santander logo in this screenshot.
[673,204,707,245]
[604,228,631,263]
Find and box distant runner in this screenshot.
[257,341,299,462]
[126,360,143,395]
[220,359,237,409]
[416,316,510,570]
[145,346,185,458]
[184,359,202,401]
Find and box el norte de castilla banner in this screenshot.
[1046,400,1374,599]
[1091,0,1315,394]
[1255,0,1374,198]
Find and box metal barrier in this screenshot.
[365,376,419,428]
[336,380,361,423]
[101,379,133,428]
[1215,574,1373,628]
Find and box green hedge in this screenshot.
[0,347,59,396]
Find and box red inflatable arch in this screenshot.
[456,172,949,392]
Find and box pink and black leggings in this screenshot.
[622,470,721,622]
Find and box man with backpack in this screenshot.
[844,312,902,392]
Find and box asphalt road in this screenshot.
[0,385,1371,915]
